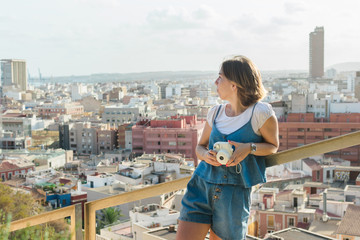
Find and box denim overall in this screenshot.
[195,103,267,187]
[179,103,267,240]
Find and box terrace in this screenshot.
[4,130,360,239]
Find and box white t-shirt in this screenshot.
[207,102,275,135]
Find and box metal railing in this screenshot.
[4,131,360,239]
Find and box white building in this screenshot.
[330,102,360,113]
[71,83,87,101]
[86,172,118,188]
[130,204,179,240]
[102,104,146,126]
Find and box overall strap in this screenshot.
[213,105,222,124]
[249,102,258,121]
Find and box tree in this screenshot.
[96,207,124,233]
[0,184,71,239]
[0,184,41,222]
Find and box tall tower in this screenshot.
[309,27,324,79]
[1,59,27,91]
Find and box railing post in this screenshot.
[74,203,83,240]
[84,202,96,240]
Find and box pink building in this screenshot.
[132,115,204,166]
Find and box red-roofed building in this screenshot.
[0,159,35,181]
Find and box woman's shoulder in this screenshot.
[254,101,273,114]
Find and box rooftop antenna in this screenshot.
[38,68,42,81]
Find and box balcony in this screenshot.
[3,131,360,239]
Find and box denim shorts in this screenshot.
[179,174,251,240]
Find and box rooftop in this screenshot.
[336,204,360,236]
[146,227,177,240]
[266,227,337,240]
[309,219,340,238]
[303,159,322,171]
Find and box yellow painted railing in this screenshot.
[265,130,360,167]
[7,203,83,240]
[5,130,360,239]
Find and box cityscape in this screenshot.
[1,2,360,239]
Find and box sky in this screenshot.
[1,0,360,77]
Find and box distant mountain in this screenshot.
[326,62,360,72]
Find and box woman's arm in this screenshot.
[227,115,279,166]
[195,121,221,167]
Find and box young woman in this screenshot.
[176,56,279,240]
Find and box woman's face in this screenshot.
[215,70,235,100]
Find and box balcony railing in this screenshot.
[4,130,360,239]
[6,204,83,240]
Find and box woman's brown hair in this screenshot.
[221,55,266,107]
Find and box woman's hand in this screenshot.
[226,140,250,167]
[203,150,222,166]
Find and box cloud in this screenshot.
[270,16,301,26]
[145,7,207,31]
[284,1,306,14]
[193,5,218,20]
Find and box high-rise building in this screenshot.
[309,27,324,79]
[0,59,27,91]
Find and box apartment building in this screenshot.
[97,124,118,153]
[117,123,134,149]
[1,112,32,137]
[132,115,204,165]
[309,26,324,79]
[254,187,313,237]
[1,59,27,91]
[68,122,98,155]
[279,113,360,165]
[0,132,32,150]
[37,102,84,118]
[102,104,146,126]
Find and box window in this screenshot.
[288,217,295,227]
[267,215,274,228]
[303,217,308,223]
[316,171,320,181]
